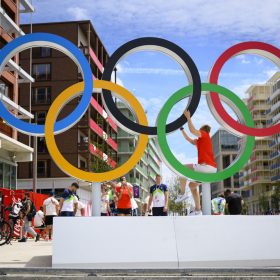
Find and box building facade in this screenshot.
[117,102,162,201]
[0,0,34,190]
[17,21,118,202]
[211,129,241,197]
[267,77,280,184]
[239,73,280,214]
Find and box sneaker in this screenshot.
[44,236,49,241]
[189,210,203,216]
[175,193,189,203]
[35,234,40,242]
[18,237,27,242]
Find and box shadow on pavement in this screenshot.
[24,255,52,268]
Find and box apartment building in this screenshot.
[211,129,241,197]
[17,21,118,201]
[0,0,34,190]
[267,77,280,184]
[239,72,280,214]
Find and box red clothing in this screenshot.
[196,130,217,168]
[116,186,132,209]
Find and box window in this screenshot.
[32,64,51,81]
[32,87,51,104]
[40,47,51,57]
[34,111,46,124]
[80,160,86,170]
[37,161,49,177]
[0,79,10,98]
[38,137,47,153]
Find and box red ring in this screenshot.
[209,42,280,137]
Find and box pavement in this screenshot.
[1,240,280,279]
[0,239,52,268]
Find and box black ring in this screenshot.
[102,37,201,135]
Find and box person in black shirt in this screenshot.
[224,189,243,215]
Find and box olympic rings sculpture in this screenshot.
[0,33,279,183]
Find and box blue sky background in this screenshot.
[21,0,280,180]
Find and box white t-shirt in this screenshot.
[34,210,44,227]
[131,198,138,210]
[43,197,59,216]
[101,194,109,214]
[75,200,85,217]
[61,189,78,212]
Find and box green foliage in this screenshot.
[271,185,280,211]
[258,193,270,213]
[168,177,189,216]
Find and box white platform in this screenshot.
[52,216,280,269]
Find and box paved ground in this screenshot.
[1,240,280,279]
[0,239,52,268]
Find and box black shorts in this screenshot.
[45,215,56,226]
[117,208,132,215]
[152,207,167,216]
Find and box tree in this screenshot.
[168,177,189,216]
[259,193,270,214]
[271,185,280,212]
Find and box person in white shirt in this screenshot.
[34,206,45,228]
[75,195,86,217]
[34,206,45,238]
[59,183,79,216]
[43,191,59,241]
[100,185,111,216]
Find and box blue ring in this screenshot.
[0,33,93,135]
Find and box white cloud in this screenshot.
[235,55,250,64]
[118,67,184,75]
[66,7,90,20]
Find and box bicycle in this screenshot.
[0,216,12,246]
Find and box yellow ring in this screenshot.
[45,80,148,182]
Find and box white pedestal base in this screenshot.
[53,216,280,269]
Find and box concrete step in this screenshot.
[1,269,280,279]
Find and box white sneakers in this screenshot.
[188,210,202,216]
[175,193,189,203]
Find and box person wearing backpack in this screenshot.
[18,192,40,242]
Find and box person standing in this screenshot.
[211,194,226,215]
[115,177,133,216]
[175,110,217,216]
[75,195,86,217]
[43,191,59,241]
[147,174,168,216]
[59,183,79,217]
[224,189,243,215]
[100,185,111,216]
[18,193,40,242]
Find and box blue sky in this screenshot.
[21,0,280,180]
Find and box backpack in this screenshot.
[23,199,36,219]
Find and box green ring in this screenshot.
[157,82,255,183]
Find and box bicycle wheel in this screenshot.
[0,221,12,246]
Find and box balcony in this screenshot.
[90,97,117,132]
[0,91,33,120]
[89,143,116,168]
[0,6,24,36]
[270,88,280,103]
[20,0,35,13]
[4,59,34,83]
[272,174,280,182]
[89,47,103,73]
[270,100,280,114]
[89,119,118,151]
[270,150,280,159]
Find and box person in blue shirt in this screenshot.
[147,174,168,216]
